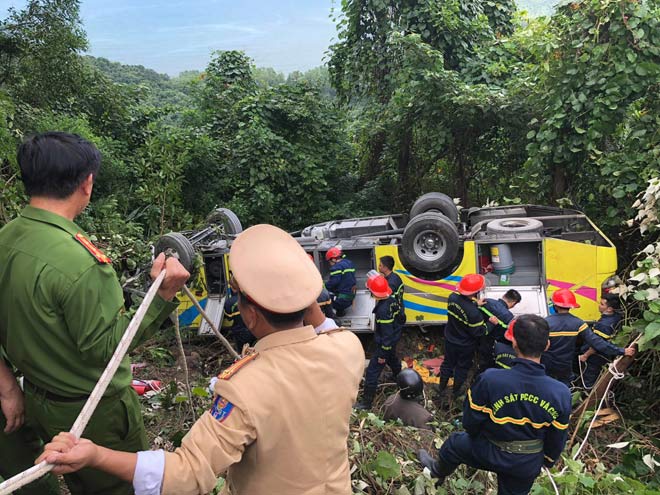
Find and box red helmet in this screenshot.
[457,274,485,296]
[504,319,516,341]
[552,288,580,309]
[325,246,343,261]
[366,275,392,298]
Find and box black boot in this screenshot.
[434,377,449,407]
[354,389,375,410]
[417,449,446,484]
[452,379,466,402]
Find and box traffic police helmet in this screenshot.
[397,368,423,400]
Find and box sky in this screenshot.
[0,0,340,76]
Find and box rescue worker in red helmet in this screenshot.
[308,254,335,319]
[493,320,517,369]
[355,273,401,410]
[543,288,635,386]
[324,246,357,317]
[436,274,487,407]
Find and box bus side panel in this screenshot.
[176,266,208,327]
[544,238,614,321]
[375,242,477,325]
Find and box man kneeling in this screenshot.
[419,315,571,495]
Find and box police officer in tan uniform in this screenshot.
[39,224,366,495]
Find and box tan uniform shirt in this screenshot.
[162,325,365,495]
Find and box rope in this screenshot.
[181,285,239,360]
[171,311,196,422]
[0,270,168,495]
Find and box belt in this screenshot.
[24,379,89,403]
[486,437,544,454]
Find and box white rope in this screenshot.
[543,467,560,495]
[172,311,196,421]
[181,285,239,360]
[0,270,167,495]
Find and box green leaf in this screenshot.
[192,387,210,398]
[372,451,400,479]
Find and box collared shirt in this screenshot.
[463,358,571,473]
[325,258,356,295]
[481,298,513,340]
[135,325,365,495]
[445,293,487,347]
[0,206,177,397]
[373,296,400,352]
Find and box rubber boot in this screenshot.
[434,377,449,408]
[354,389,375,411]
[417,449,446,485]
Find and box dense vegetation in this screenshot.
[0,0,659,493]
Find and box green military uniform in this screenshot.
[0,206,178,495]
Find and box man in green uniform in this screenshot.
[0,357,60,494]
[0,132,190,494]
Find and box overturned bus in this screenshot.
[157,193,618,334]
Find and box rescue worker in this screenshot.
[383,368,433,430]
[577,294,629,388]
[355,274,402,410]
[325,246,357,316]
[436,274,487,405]
[379,255,405,323]
[419,315,572,495]
[477,289,521,373]
[0,358,60,494]
[308,254,335,319]
[493,320,517,369]
[39,224,366,495]
[543,289,635,386]
[223,277,257,353]
[0,132,190,495]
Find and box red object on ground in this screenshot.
[428,344,435,352]
[131,380,162,396]
[422,357,444,375]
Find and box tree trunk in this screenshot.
[395,126,413,210]
[361,131,386,184]
[552,165,567,200]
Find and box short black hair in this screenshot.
[503,289,522,304]
[18,132,101,199]
[602,293,621,312]
[380,256,395,271]
[238,292,305,329]
[512,314,549,358]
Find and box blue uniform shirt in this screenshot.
[544,312,624,373]
[373,296,401,354]
[445,293,487,347]
[325,258,357,296]
[386,271,405,324]
[494,342,517,369]
[481,298,513,339]
[580,313,622,354]
[463,358,571,473]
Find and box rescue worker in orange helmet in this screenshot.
[324,246,357,317]
[355,273,401,410]
[436,274,487,406]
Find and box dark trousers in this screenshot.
[332,296,354,317]
[477,335,496,373]
[232,328,256,354]
[437,432,539,495]
[580,354,608,388]
[545,365,573,387]
[364,348,402,392]
[440,340,477,385]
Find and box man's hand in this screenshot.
[578,353,589,363]
[36,433,100,475]
[0,384,24,433]
[488,315,499,325]
[151,253,190,301]
[476,298,487,306]
[624,346,636,357]
[377,357,386,365]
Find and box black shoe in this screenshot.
[353,401,371,411]
[417,449,444,482]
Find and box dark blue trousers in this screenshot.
[438,432,540,495]
[332,296,354,316]
[580,354,608,388]
[440,340,477,384]
[364,349,401,392]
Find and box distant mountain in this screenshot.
[516,0,558,17]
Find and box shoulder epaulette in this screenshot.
[318,326,346,335]
[218,352,259,380]
[74,233,111,264]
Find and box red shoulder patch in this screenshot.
[74,233,111,264]
[218,352,258,380]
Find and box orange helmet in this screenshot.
[457,274,485,296]
[552,288,580,309]
[325,246,342,261]
[504,318,516,341]
[366,274,392,298]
